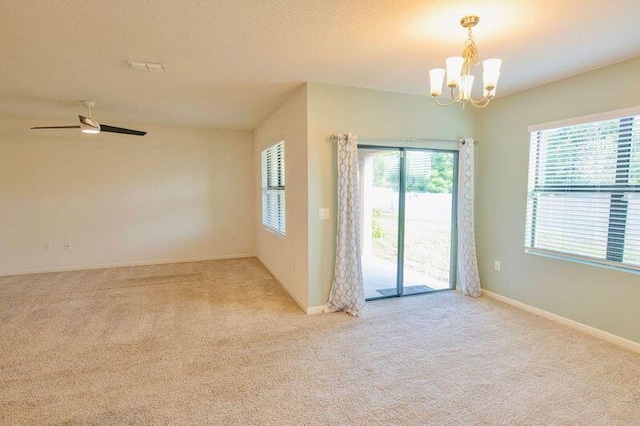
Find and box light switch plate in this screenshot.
[319,208,329,220]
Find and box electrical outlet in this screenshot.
[494,260,501,271]
[64,242,71,251]
[43,243,51,252]
[319,208,329,220]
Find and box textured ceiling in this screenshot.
[1,0,639,130]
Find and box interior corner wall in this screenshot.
[0,117,255,275]
[306,83,478,308]
[254,85,309,311]
[476,57,640,343]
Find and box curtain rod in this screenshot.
[328,135,477,144]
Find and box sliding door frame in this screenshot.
[359,144,459,300]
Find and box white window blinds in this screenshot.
[525,110,640,272]
[261,141,285,236]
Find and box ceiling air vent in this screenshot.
[126,60,165,72]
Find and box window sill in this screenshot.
[263,226,286,239]
[525,248,640,276]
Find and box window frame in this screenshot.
[525,106,640,274]
[261,141,286,236]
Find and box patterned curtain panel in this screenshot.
[457,138,481,297]
[325,133,365,316]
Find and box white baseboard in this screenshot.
[482,289,640,354]
[306,305,326,315]
[256,256,307,314]
[0,253,256,277]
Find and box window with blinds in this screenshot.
[525,109,640,272]
[261,141,285,236]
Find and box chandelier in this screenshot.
[429,16,502,108]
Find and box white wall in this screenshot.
[254,85,309,311]
[0,117,255,274]
[477,57,640,343]
[306,83,478,308]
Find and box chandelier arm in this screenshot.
[432,96,458,107]
[468,94,494,108]
[470,100,491,108]
[431,85,466,107]
[450,86,461,103]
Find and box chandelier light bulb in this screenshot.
[460,75,475,101]
[445,57,464,87]
[482,59,502,90]
[483,72,500,91]
[483,58,502,75]
[429,68,445,96]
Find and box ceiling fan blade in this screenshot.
[31,125,81,129]
[98,124,147,136]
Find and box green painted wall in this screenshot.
[306,83,477,307]
[259,59,640,344]
[477,57,640,343]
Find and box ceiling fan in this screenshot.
[31,101,147,136]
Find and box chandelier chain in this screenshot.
[462,26,479,65]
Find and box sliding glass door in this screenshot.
[358,146,458,300]
[359,148,401,298]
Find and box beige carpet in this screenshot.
[1,258,639,425]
